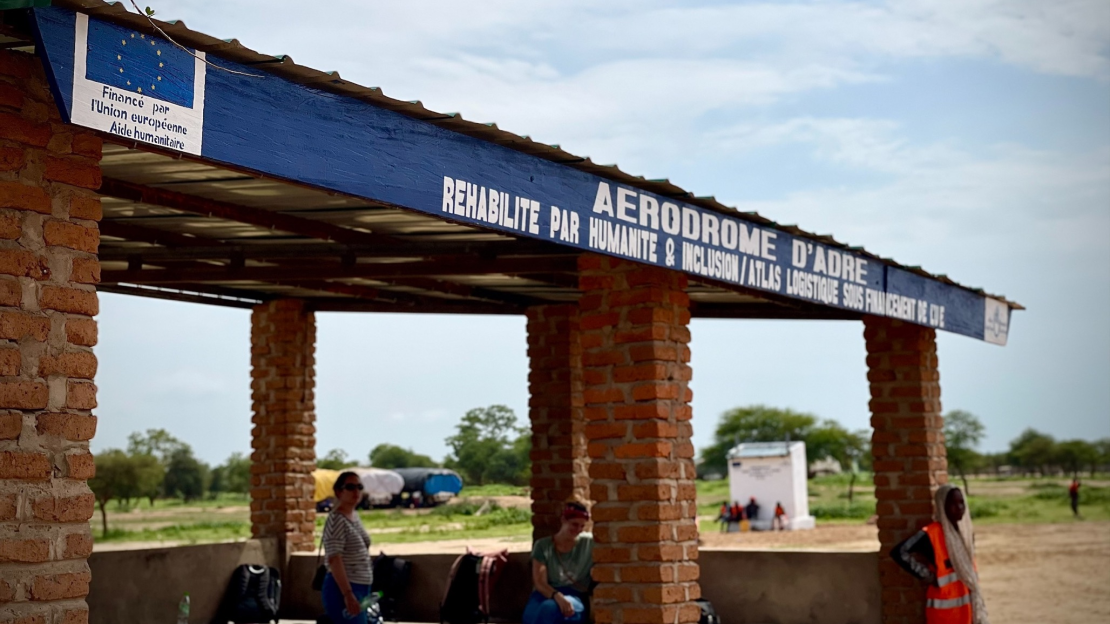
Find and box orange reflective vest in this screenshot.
[923,522,973,624]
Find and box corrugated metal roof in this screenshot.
[47,0,1020,309]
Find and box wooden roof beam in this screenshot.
[97,238,571,263]
[99,283,268,309]
[306,299,521,315]
[101,256,578,285]
[99,177,397,246]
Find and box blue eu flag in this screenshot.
[85,19,195,108]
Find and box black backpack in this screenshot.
[372,552,412,620]
[439,550,507,624]
[695,599,720,624]
[220,564,282,623]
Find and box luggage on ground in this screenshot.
[372,552,412,620]
[695,598,721,624]
[439,549,508,624]
[219,564,282,624]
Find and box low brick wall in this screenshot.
[85,543,878,623]
[283,548,880,624]
[87,539,278,624]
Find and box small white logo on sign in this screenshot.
[983,297,1009,346]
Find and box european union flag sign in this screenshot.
[85,18,195,108]
[68,12,206,155]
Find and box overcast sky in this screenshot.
[92,0,1109,465]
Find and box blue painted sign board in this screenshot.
[32,7,1012,344]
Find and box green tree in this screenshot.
[126,428,186,463]
[699,406,817,475]
[943,410,985,494]
[1093,438,1110,476]
[369,444,437,469]
[1054,440,1099,478]
[981,452,1008,476]
[163,448,208,501]
[132,452,164,507]
[699,405,867,479]
[317,449,358,470]
[1009,429,1056,476]
[221,452,252,493]
[805,421,869,469]
[126,428,184,504]
[209,464,226,498]
[89,450,139,535]
[445,405,530,486]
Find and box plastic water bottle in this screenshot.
[345,592,380,622]
[176,592,190,624]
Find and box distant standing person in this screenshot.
[718,503,730,533]
[1069,478,1081,517]
[321,471,374,623]
[772,502,788,531]
[891,485,990,624]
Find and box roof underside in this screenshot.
[93,143,860,318]
[0,1,1019,316]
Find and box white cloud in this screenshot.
[715,117,1110,278]
[155,1,1110,141]
[145,369,232,396]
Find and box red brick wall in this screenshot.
[526,304,588,539]
[578,255,700,624]
[250,299,317,555]
[865,316,946,624]
[0,50,101,624]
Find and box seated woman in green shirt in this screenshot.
[523,501,594,624]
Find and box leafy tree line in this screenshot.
[89,429,251,533]
[700,406,1110,492]
[92,404,531,531]
[320,404,531,487]
[699,405,870,477]
[946,417,1110,482]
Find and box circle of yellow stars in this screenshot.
[118,32,164,94]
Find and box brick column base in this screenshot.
[250,299,317,556]
[527,304,588,540]
[865,317,947,624]
[579,255,700,624]
[0,49,102,624]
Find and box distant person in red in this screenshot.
[730,501,743,527]
[1069,479,1081,517]
[891,485,989,623]
[772,502,788,531]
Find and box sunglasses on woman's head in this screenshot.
[341,483,364,492]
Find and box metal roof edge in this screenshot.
[41,0,1022,310]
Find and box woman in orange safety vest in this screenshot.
[891,485,990,624]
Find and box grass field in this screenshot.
[91,476,1110,546]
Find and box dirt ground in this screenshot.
[377,520,1110,624]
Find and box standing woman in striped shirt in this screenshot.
[322,471,374,623]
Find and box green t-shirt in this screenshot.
[531,533,594,593]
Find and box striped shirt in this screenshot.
[322,512,373,585]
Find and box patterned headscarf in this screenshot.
[934,484,990,624]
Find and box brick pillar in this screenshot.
[526,304,588,540]
[0,50,102,624]
[579,255,700,624]
[865,316,947,624]
[250,299,317,556]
